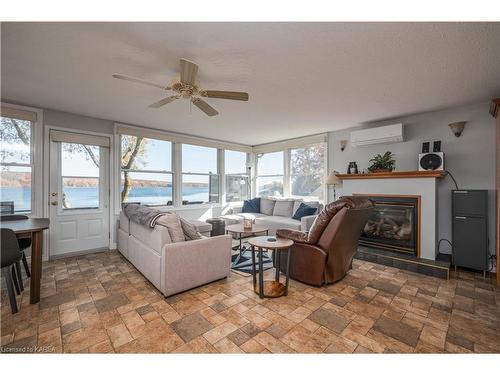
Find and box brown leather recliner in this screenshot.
[277,197,374,286]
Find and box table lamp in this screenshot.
[326,171,342,201]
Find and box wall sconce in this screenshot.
[448,121,466,138]
[340,139,347,151]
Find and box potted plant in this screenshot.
[368,151,396,173]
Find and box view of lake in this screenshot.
[0,186,211,211]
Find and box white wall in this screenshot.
[328,101,497,260]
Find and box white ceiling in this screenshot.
[2,22,500,145]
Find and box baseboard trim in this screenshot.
[49,247,110,260]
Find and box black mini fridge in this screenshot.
[452,190,489,274]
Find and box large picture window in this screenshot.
[0,114,33,213]
[290,143,326,201]
[256,151,284,197]
[120,135,173,206]
[182,144,219,205]
[225,150,249,202]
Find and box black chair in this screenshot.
[1,228,23,313]
[0,215,31,278]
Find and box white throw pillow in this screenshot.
[273,200,295,217]
[260,197,276,216]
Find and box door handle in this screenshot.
[51,192,58,197]
[455,216,467,219]
[51,201,58,206]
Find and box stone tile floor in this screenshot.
[1,250,499,353]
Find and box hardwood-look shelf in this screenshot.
[335,170,446,180]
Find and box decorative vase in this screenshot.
[243,218,253,229]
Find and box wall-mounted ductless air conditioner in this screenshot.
[350,123,404,147]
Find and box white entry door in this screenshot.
[49,130,110,257]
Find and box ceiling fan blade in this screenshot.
[148,95,180,108]
[112,74,170,90]
[191,98,218,117]
[202,90,249,101]
[180,58,199,85]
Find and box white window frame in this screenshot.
[288,142,328,202]
[181,143,220,206]
[255,151,286,197]
[252,135,328,202]
[1,102,43,216]
[119,134,174,207]
[114,123,252,213]
[223,149,250,204]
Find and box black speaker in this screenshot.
[421,142,430,153]
[433,141,441,152]
[418,152,444,171]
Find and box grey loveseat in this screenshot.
[220,197,323,235]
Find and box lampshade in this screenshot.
[326,171,341,185]
[448,121,466,137]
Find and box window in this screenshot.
[290,143,326,201]
[120,135,173,206]
[256,151,284,197]
[182,144,219,205]
[61,143,100,209]
[0,115,33,213]
[224,150,249,202]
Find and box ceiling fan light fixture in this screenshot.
[113,58,249,116]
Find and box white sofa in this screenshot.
[220,197,322,235]
[117,212,232,297]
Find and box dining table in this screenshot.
[0,217,50,304]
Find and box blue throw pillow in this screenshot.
[292,203,317,220]
[242,197,261,213]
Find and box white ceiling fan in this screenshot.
[112,58,249,117]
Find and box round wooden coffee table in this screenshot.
[226,224,269,267]
[248,236,294,299]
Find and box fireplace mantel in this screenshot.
[336,170,445,180]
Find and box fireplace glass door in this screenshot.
[358,196,419,256]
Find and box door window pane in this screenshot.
[0,117,31,164]
[121,171,173,205]
[290,144,325,200]
[182,174,219,205]
[257,176,283,197]
[61,143,100,209]
[0,166,32,212]
[62,177,99,209]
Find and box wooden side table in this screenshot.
[248,236,294,298]
[225,224,269,268]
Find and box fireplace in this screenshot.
[355,194,420,257]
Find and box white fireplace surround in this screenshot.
[341,176,438,260]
